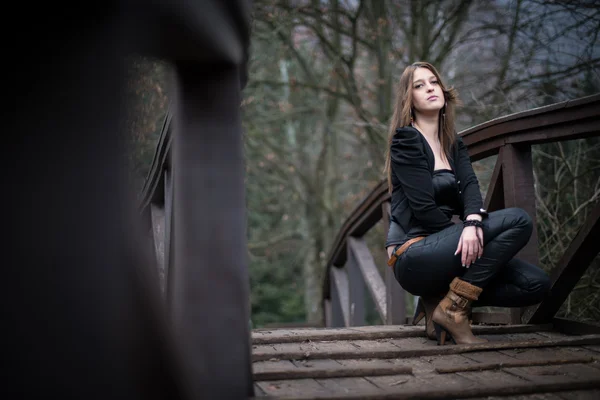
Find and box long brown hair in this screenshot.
[384,62,459,193]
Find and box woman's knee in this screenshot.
[505,207,533,235]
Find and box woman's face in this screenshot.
[411,67,445,115]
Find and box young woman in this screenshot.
[384,62,550,345]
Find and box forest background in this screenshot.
[125,0,600,328]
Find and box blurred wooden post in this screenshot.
[382,202,406,325]
[169,64,253,398]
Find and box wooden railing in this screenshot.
[323,93,600,328]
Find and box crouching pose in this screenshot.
[384,62,551,345]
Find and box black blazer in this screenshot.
[385,126,486,248]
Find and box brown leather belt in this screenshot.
[387,236,426,267]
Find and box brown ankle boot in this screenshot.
[431,278,488,345]
[412,296,444,340]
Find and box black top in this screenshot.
[385,126,486,248]
[433,169,462,219]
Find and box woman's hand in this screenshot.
[455,226,484,267]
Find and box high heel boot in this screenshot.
[431,277,488,345]
[412,295,444,340]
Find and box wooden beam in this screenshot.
[254,365,413,381]
[251,324,553,345]
[382,202,406,325]
[501,144,539,324]
[327,182,389,268]
[461,93,600,162]
[527,201,600,324]
[252,334,600,361]
[330,266,350,327]
[483,152,504,212]
[501,144,540,266]
[346,241,366,326]
[348,237,387,323]
[553,317,600,335]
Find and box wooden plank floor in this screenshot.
[251,325,600,399]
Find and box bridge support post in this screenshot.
[382,202,406,325]
[347,241,366,326]
[501,144,540,324]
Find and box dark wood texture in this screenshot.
[501,144,539,324]
[461,93,600,162]
[483,153,504,212]
[501,144,540,267]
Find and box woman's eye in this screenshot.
[431,80,439,85]
[414,84,423,89]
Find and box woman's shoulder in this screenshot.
[390,125,429,163]
[392,125,424,147]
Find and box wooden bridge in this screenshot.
[8,1,600,399]
[142,86,600,398]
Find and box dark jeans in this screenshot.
[393,208,551,307]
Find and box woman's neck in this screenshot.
[413,114,439,141]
